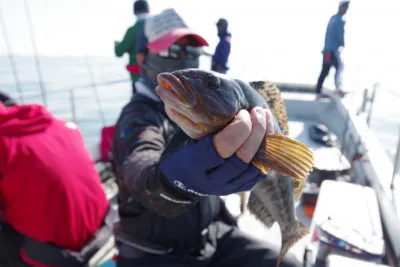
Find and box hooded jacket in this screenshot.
[212,30,231,71]
[0,103,109,255]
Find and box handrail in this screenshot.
[69,89,77,123]
[18,78,131,98]
[391,125,400,189]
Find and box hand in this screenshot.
[159,107,274,197]
[136,53,145,65]
[213,107,274,163]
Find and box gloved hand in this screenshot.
[159,108,274,197]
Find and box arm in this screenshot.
[136,26,148,65]
[113,105,197,218]
[335,20,345,48]
[114,27,136,57]
[202,50,213,57]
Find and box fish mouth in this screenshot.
[155,73,197,108]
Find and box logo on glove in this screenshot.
[174,180,187,190]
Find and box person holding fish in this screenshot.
[112,8,302,267]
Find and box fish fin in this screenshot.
[276,222,309,267]
[252,160,271,175]
[293,178,306,201]
[249,81,290,136]
[252,134,314,181]
[247,192,275,228]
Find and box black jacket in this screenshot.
[112,93,235,253]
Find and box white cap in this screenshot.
[143,8,208,53]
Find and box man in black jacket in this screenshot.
[112,8,302,267]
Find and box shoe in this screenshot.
[316,93,330,100]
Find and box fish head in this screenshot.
[155,68,245,139]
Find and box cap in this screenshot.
[339,0,350,7]
[144,8,209,53]
[134,0,149,14]
[216,18,228,27]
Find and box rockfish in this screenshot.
[155,69,313,266]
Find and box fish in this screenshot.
[248,80,306,201]
[155,69,313,266]
[248,173,308,267]
[246,81,308,266]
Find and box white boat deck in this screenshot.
[222,117,348,263]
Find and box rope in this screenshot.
[0,2,24,102]
[23,0,47,106]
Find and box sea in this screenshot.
[1,0,399,174]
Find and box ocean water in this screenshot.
[0,0,399,172]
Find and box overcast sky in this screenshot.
[0,0,398,57]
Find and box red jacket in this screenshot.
[0,103,109,264]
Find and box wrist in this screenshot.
[146,166,200,205]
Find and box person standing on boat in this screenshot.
[0,92,112,267]
[114,0,150,93]
[315,0,350,98]
[112,8,301,267]
[204,18,232,74]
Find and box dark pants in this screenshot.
[0,223,30,267]
[0,219,113,267]
[116,221,302,267]
[316,51,343,94]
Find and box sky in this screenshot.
[0,0,399,88]
[0,0,399,56]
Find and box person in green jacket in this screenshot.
[114,0,150,92]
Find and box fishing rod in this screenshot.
[78,0,107,126]
[23,0,47,106]
[0,2,24,102]
[83,53,107,126]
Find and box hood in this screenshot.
[0,103,53,137]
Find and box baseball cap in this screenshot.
[144,8,209,53]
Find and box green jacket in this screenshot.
[115,19,146,81]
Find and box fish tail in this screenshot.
[276,222,309,267]
[252,134,314,181]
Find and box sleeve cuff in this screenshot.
[146,166,200,205]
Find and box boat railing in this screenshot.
[390,126,400,220]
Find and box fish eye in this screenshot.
[202,74,220,89]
